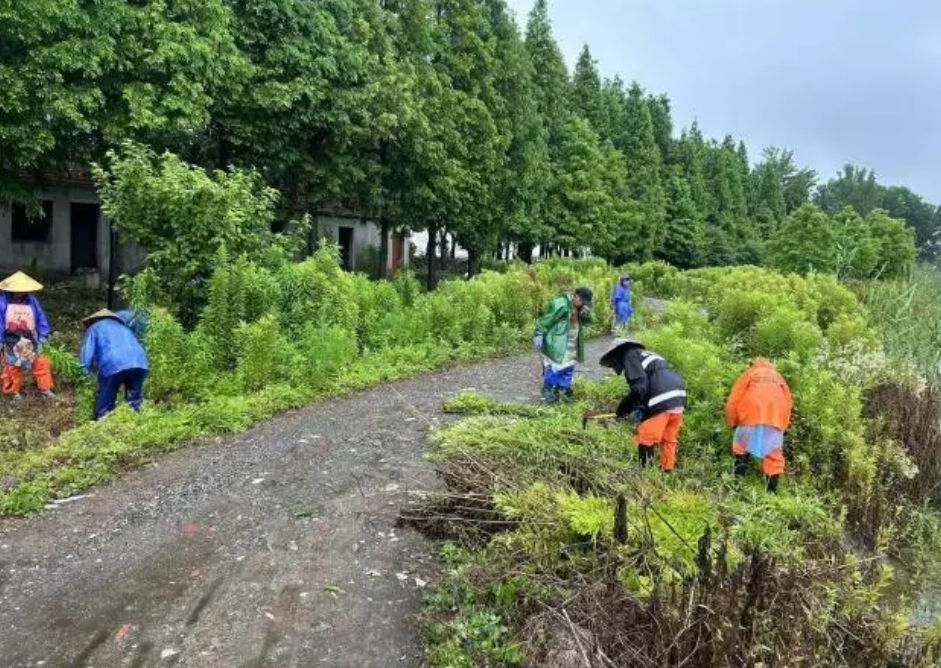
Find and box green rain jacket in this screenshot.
[535,294,592,365]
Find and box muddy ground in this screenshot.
[0,340,613,668]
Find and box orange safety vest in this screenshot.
[725,359,792,431]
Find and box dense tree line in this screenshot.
[1,0,935,280]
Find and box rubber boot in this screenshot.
[541,382,558,403]
[734,454,749,477]
[638,445,654,468]
[766,474,780,494]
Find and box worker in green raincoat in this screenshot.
[533,287,593,403]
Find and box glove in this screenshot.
[629,409,644,425]
[533,334,543,352]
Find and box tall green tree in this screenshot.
[550,116,620,254]
[622,82,666,259]
[831,206,878,280]
[571,45,604,133]
[867,208,917,278]
[755,147,817,214]
[676,123,712,224]
[748,155,786,237]
[766,203,836,275]
[0,0,246,189]
[599,76,629,151]
[486,0,550,263]
[660,165,707,268]
[205,0,387,213]
[814,165,883,216]
[524,0,570,150]
[647,93,675,170]
[706,136,752,264]
[878,186,939,260]
[430,0,515,276]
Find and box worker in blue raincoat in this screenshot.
[80,309,150,420]
[610,274,633,333]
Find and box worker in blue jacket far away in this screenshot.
[80,309,150,420]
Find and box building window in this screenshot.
[11,200,53,243]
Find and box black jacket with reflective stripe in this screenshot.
[615,348,686,419]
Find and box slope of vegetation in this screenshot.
[0,254,629,515]
[404,264,941,667]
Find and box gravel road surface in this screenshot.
[0,340,614,668]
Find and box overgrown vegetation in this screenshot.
[404,264,941,667]
[0,253,621,515]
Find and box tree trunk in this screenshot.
[467,248,480,278]
[450,233,457,259]
[378,217,390,279]
[426,226,436,291]
[519,242,534,264]
[107,222,118,310]
[438,229,449,265]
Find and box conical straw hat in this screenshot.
[82,308,124,328]
[599,337,645,368]
[0,271,43,293]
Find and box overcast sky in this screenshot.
[505,0,941,203]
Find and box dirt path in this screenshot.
[0,340,614,668]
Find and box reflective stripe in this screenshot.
[648,389,686,407]
[641,354,664,369]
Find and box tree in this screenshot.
[676,123,712,224]
[550,116,617,254]
[867,209,917,279]
[814,165,883,216]
[748,156,786,237]
[204,0,389,215]
[524,0,570,151]
[599,76,629,150]
[766,203,836,275]
[760,147,817,214]
[430,0,508,277]
[647,94,674,169]
[880,186,940,260]
[92,142,284,326]
[622,82,667,259]
[571,45,603,133]
[706,136,752,264]
[830,206,878,280]
[487,0,551,263]
[659,166,707,268]
[0,0,246,189]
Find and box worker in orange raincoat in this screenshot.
[725,358,792,493]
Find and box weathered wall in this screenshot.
[0,185,143,283]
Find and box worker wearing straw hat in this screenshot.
[80,308,149,420]
[600,337,687,472]
[0,271,55,400]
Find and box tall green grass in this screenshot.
[861,265,941,384]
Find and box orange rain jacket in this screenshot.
[725,359,793,431]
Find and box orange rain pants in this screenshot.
[635,410,684,472]
[732,435,786,477]
[1,355,54,395]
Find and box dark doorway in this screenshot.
[338,226,354,271]
[70,203,100,272]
